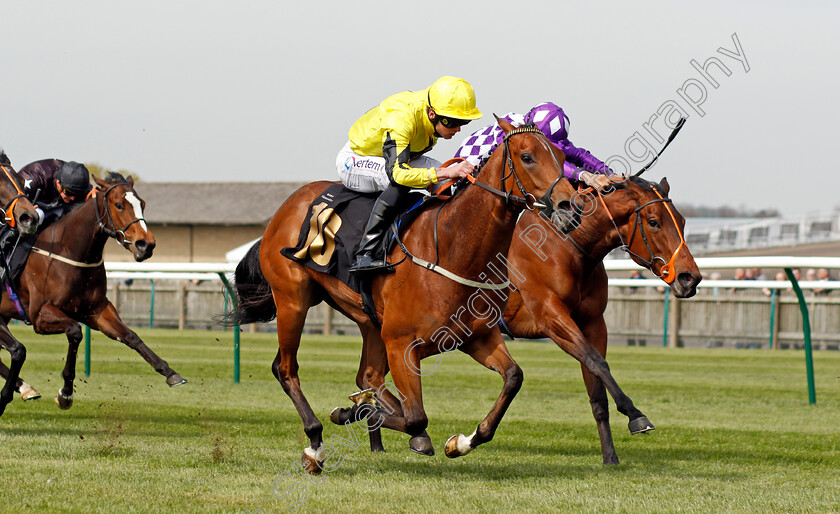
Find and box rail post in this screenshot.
[784,268,815,405]
[149,279,156,328]
[768,288,779,350]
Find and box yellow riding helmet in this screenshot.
[427,76,483,121]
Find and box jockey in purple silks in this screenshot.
[455,102,615,190]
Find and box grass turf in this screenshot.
[0,327,838,513]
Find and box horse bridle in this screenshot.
[565,180,687,284]
[94,183,147,248]
[0,163,28,228]
[462,125,566,211]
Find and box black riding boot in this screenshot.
[349,186,405,274]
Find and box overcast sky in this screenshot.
[2,1,837,218]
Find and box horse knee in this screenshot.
[66,324,83,345]
[504,363,524,395]
[8,343,26,365]
[583,352,610,375]
[590,399,610,422]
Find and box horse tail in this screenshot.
[226,240,277,325]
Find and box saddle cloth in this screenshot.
[280,183,432,293]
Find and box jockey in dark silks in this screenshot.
[336,76,483,274]
[0,160,92,256]
[456,102,615,191]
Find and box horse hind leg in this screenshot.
[269,284,330,475]
[581,317,619,465]
[0,330,26,417]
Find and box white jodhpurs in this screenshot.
[336,141,441,193]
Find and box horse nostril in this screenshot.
[678,272,697,289]
[135,240,147,252]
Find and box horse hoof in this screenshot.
[628,416,655,434]
[348,388,380,408]
[301,447,325,475]
[167,374,188,387]
[444,434,473,459]
[55,391,74,410]
[409,434,435,456]
[330,406,352,425]
[20,383,42,401]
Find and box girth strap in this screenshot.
[31,247,104,268]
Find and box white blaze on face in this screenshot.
[125,192,148,231]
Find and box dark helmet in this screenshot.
[56,161,92,195]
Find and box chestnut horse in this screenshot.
[0,148,40,416]
[231,119,577,473]
[0,172,186,411]
[337,175,701,464]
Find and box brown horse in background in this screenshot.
[231,118,577,473]
[0,148,40,416]
[0,172,186,411]
[340,175,701,464]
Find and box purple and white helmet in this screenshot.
[524,102,570,142]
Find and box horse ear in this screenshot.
[126,175,135,187]
[92,175,106,188]
[658,177,670,196]
[496,114,515,135]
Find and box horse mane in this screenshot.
[104,171,129,184]
[606,175,666,198]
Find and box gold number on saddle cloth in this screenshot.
[293,202,342,267]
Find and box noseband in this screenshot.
[0,163,28,228]
[95,184,147,249]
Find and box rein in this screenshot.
[0,163,27,228]
[460,126,558,211]
[393,125,569,289]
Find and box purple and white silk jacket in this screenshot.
[454,102,612,181]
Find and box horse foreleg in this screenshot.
[85,302,187,387]
[0,326,26,417]
[0,359,41,400]
[542,302,653,436]
[444,329,523,459]
[579,316,619,465]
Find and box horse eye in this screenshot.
[521,153,534,164]
[115,202,124,210]
[648,218,660,229]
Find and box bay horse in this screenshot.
[231,118,578,473]
[0,148,40,416]
[336,175,701,464]
[0,172,187,411]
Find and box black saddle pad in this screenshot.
[280,183,431,293]
[0,232,35,290]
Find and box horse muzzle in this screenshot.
[549,200,581,234]
[132,239,155,262]
[670,271,701,298]
[15,211,39,236]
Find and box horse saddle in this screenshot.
[280,183,438,293]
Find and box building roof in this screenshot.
[135,182,310,225]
